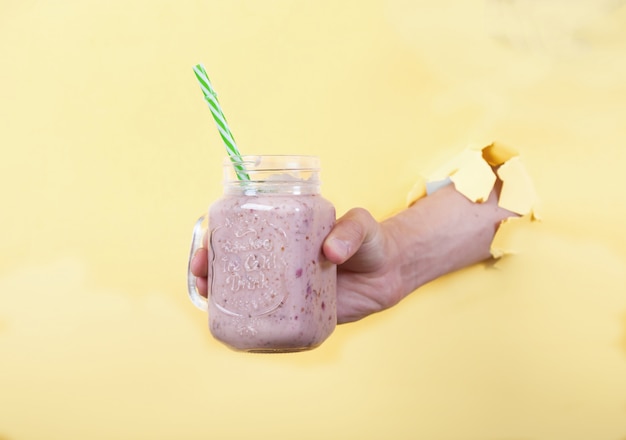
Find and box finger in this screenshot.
[196,274,208,298]
[190,248,208,278]
[190,248,209,298]
[323,207,378,265]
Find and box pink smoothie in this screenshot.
[207,192,336,352]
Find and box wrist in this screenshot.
[386,184,516,299]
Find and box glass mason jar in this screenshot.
[187,155,337,353]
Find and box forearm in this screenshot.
[383,183,516,299]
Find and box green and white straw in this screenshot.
[193,63,249,180]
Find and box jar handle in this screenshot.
[187,214,209,310]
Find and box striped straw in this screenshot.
[193,63,249,180]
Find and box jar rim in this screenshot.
[222,155,322,193]
[223,155,320,172]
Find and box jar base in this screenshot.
[236,344,322,354]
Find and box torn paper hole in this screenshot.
[408,141,540,258]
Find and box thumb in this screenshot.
[323,207,381,267]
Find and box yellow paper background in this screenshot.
[1,1,626,439]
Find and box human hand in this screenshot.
[322,208,402,323]
[188,207,401,324]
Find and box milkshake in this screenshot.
[202,156,337,352]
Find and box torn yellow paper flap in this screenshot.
[490,216,523,258]
[449,149,496,203]
[490,213,538,259]
[407,176,427,206]
[481,141,519,166]
[497,156,537,216]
